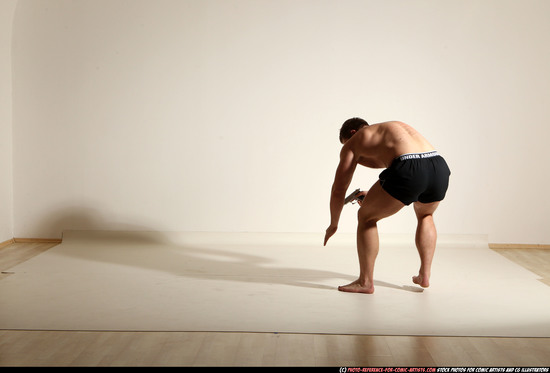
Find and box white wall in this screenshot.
[11,0,550,244]
[0,0,18,243]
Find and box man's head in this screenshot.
[339,117,369,144]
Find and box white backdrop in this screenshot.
[10,0,550,243]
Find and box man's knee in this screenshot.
[357,208,379,225]
[413,201,440,218]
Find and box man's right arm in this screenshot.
[324,145,357,245]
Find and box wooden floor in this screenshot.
[1,242,550,367]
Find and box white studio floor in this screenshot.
[1,230,549,337]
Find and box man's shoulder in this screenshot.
[355,124,383,143]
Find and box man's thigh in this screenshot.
[358,181,405,222]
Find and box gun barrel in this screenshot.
[344,188,361,204]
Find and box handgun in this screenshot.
[344,188,365,205]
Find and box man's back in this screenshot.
[348,121,435,168]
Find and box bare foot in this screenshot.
[338,279,375,294]
[412,274,430,288]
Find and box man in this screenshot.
[324,118,450,294]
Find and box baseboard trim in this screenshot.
[2,236,549,249]
[13,238,63,244]
[1,237,62,248]
[489,243,550,250]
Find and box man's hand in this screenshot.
[324,225,338,246]
[356,190,368,206]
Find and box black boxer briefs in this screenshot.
[379,151,451,205]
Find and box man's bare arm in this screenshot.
[324,146,357,245]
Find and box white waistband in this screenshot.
[397,151,440,161]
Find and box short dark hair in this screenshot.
[339,117,369,144]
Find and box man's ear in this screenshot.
[350,130,357,136]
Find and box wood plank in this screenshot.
[1,330,550,367]
[422,336,476,366]
[0,242,60,277]
[193,332,241,366]
[491,247,550,285]
[384,336,436,367]
[0,238,15,249]
[489,243,550,250]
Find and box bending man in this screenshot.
[324,118,451,294]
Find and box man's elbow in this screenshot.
[331,185,348,196]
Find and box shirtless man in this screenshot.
[324,118,450,294]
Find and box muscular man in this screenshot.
[324,118,450,294]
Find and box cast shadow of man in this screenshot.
[56,230,423,294]
[46,206,422,293]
